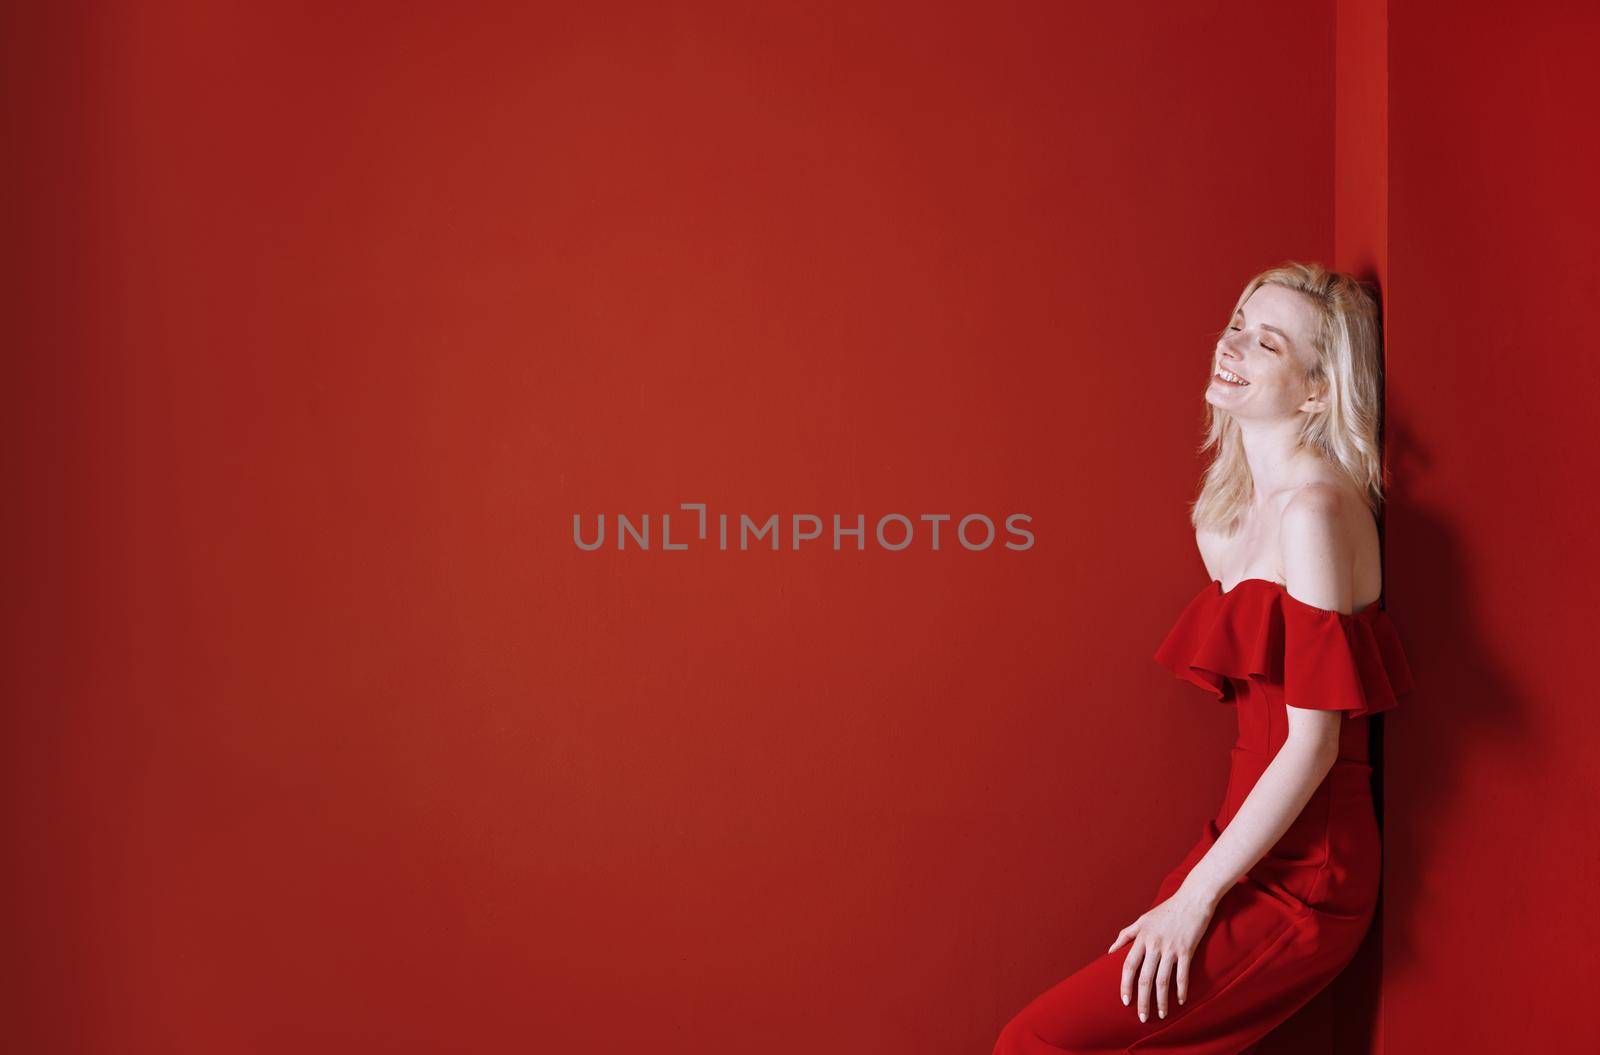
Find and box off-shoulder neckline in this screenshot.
[1211,577,1383,617]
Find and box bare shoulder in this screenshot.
[1279,482,1373,610]
[1281,481,1348,525]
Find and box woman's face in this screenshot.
[1206,284,1323,420]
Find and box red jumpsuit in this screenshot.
[994,577,1416,1055]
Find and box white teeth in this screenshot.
[1217,368,1249,385]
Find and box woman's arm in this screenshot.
[1111,714,1338,1025]
[1110,734,1340,1023]
[1182,485,1354,904]
[1175,711,1340,907]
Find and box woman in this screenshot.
[994,262,1416,1055]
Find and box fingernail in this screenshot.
[1139,1011,1147,1022]
[1159,1009,1166,1019]
[1122,994,1129,1006]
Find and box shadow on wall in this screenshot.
[1376,413,1528,978]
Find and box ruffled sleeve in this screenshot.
[1152,579,1417,718]
[1152,583,1278,702]
[1279,592,1416,719]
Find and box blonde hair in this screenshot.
[1190,261,1386,533]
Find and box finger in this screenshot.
[1155,951,1175,1019]
[1120,941,1145,1006]
[1177,952,1191,1006]
[1137,944,1160,1022]
[1108,924,1134,954]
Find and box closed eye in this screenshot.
[1227,324,1277,353]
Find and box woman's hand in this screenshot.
[1107,889,1218,1022]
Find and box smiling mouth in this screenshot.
[1214,368,1250,387]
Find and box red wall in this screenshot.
[1383,3,1600,1051]
[19,2,1550,1052]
